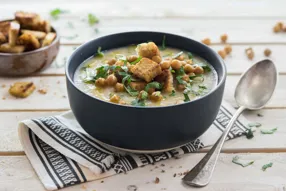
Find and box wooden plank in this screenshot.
[0,154,285,191]
[42,44,286,75]
[0,109,284,153]
[0,75,285,110]
[1,0,286,18]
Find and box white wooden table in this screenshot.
[1,0,286,190]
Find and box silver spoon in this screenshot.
[182,59,277,187]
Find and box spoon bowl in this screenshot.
[235,59,277,110]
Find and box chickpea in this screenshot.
[176,55,185,61]
[115,60,124,66]
[127,55,138,62]
[150,91,163,102]
[186,59,193,64]
[171,60,182,70]
[184,64,194,73]
[224,44,232,54]
[106,74,118,86]
[114,83,125,92]
[152,55,162,64]
[107,58,116,65]
[273,24,281,33]
[277,22,284,29]
[110,94,120,103]
[218,50,227,59]
[194,66,204,74]
[95,78,106,87]
[264,48,272,57]
[245,48,254,60]
[220,34,228,43]
[180,61,187,66]
[177,84,185,91]
[182,75,190,82]
[160,60,171,70]
[201,38,211,45]
[148,87,155,94]
[188,72,195,77]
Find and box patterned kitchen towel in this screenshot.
[18,101,249,190]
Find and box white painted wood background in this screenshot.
[0,0,286,190]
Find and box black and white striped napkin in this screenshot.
[18,101,248,190]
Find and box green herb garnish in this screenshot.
[130,56,142,65]
[131,90,148,106]
[88,13,99,25]
[232,156,254,167]
[140,91,148,100]
[261,127,277,134]
[161,35,166,50]
[199,85,207,90]
[145,82,162,92]
[248,122,262,128]
[187,52,193,59]
[183,93,190,102]
[50,8,68,19]
[121,73,139,97]
[95,65,109,79]
[125,86,139,97]
[94,47,104,57]
[197,63,211,73]
[172,51,183,59]
[244,129,254,139]
[262,162,273,171]
[170,90,176,96]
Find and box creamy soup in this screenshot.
[74,42,217,107]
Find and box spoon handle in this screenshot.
[182,106,246,187]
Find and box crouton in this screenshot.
[9,22,20,46]
[21,29,46,40]
[17,33,40,50]
[0,43,25,53]
[136,42,161,59]
[130,58,162,82]
[129,81,147,91]
[0,21,10,36]
[155,70,174,93]
[0,32,6,44]
[9,82,36,98]
[41,32,56,47]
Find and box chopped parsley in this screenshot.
[244,129,254,139]
[197,63,211,73]
[232,156,254,167]
[248,122,262,128]
[187,52,193,59]
[172,51,183,59]
[88,13,99,25]
[120,73,139,97]
[262,162,273,171]
[145,82,162,92]
[94,47,104,57]
[261,127,277,134]
[131,90,148,106]
[130,56,142,65]
[183,93,190,102]
[169,90,176,96]
[198,85,207,90]
[161,35,166,50]
[50,8,69,19]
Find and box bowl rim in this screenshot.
[0,19,60,56]
[66,31,226,109]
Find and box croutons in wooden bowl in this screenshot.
[0,11,60,76]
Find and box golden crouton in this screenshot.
[17,33,40,50]
[135,42,161,59]
[21,29,46,40]
[130,58,162,82]
[9,22,20,46]
[0,43,25,53]
[129,81,147,91]
[9,82,36,98]
[155,69,174,93]
[0,21,10,36]
[41,32,56,47]
[0,32,6,44]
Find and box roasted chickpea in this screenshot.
[160,60,171,70]
[152,55,162,64]
[148,87,155,94]
[110,94,120,103]
[106,74,118,86]
[194,66,204,74]
[264,48,272,57]
[182,75,190,82]
[127,55,138,62]
[114,83,125,92]
[184,64,194,73]
[171,60,182,70]
[245,48,254,60]
[273,24,281,33]
[186,59,193,65]
[115,60,124,66]
[150,91,163,102]
[180,61,187,66]
[218,50,227,59]
[220,34,228,43]
[107,58,116,65]
[224,44,232,54]
[95,78,106,87]
[176,55,185,61]
[177,84,185,91]
[201,38,211,45]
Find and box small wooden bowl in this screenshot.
[0,20,60,76]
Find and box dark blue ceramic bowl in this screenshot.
[66,32,226,152]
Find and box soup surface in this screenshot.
[74,42,217,107]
